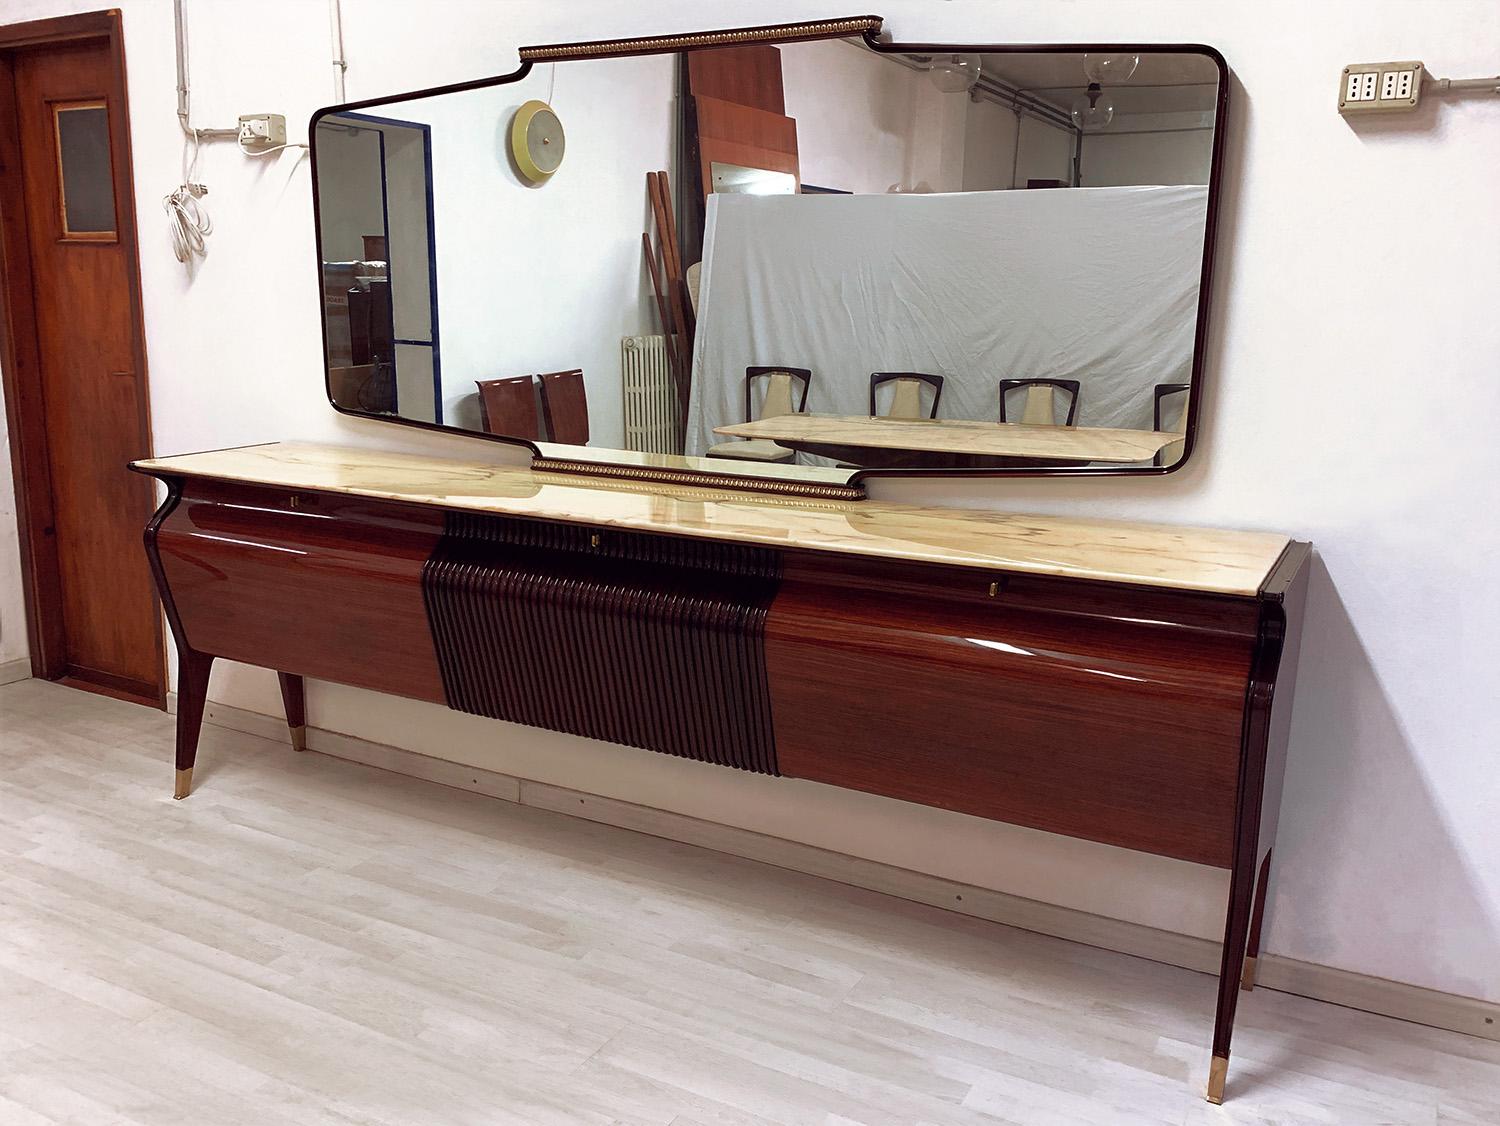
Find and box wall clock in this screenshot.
[510,99,565,184]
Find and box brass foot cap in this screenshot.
[1240,955,1258,992]
[173,767,193,800]
[290,724,307,752]
[1206,1055,1228,1104]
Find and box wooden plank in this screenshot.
[686,44,785,114]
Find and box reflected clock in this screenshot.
[510,99,565,184]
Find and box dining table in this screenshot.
[711,413,1183,469]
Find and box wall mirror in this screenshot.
[311,17,1227,495]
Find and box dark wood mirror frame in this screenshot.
[309,15,1229,492]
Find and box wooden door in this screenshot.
[0,25,162,704]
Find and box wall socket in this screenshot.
[237,113,287,151]
[1340,61,1424,115]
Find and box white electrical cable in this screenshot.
[329,0,349,102]
[237,137,310,159]
[164,124,212,264]
[164,182,212,263]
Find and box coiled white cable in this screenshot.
[165,126,213,265]
[164,183,211,264]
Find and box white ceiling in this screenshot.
[909,51,1220,116]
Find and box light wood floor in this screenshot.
[2,679,1496,1126]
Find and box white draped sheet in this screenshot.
[686,186,1208,457]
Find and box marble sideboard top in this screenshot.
[132,442,1293,596]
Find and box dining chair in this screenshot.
[475,375,541,439]
[538,368,590,445]
[870,371,944,419]
[706,365,812,463]
[998,378,1081,427]
[1153,382,1190,467]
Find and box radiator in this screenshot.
[621,335,679,454]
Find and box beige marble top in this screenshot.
[132,442,1292,596]
[533,441,857,484]
[713,414,1179,463]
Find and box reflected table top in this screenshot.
[712,414,1182,467]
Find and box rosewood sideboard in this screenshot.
[132,441,1310,1104]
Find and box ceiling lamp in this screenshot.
[929,54,982,93]
[1081,53,1140,84]
[1071,83,1115,129]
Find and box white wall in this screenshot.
[960,97,1018,190]
[783,40,967,193]
[1083,120,1215,186]
[360,57,673,441]
[1015,114,1076,184]
[1,0,1497,1005]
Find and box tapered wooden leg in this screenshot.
[1242,849,1273,992]
[277,672,307,751]
[1208,845,1264,1103]
[173,649,214,799]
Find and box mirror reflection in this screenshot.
[314,40,1220,477]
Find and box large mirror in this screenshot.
[312,20,1226,489]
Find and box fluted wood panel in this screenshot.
[423,513,781,773]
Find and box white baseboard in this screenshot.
[0,659,31,688]
[192,698,1499,1044]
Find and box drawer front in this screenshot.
[766,554,1260,866]
[155,482,446,703]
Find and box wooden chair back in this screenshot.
[744,365,811,422]
[998,378,1081,427]
[870,372,944,419]
[475,375,541,439]
[538,369,590,445]
[1153,382,1191,466]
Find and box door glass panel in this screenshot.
[54,102,116,238]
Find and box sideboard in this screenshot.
[132,441,1309,1104]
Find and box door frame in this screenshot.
[0,10,164,704]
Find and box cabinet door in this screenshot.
[766,556,1260,866]
[155,483,446,703]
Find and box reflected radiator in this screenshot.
[621,335,678,454]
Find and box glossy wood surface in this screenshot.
[715,413,1181,465]
[152,480,445,703]
[475,375,541,439]
[537,368,589,445]
[131,443,1292,596]
[1,24,161,699]
[767,554,1261,866]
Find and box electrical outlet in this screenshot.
[1345,71,1377,102]
[236,113,287,152]
[1339,61,1424,115]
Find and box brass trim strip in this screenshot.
[519,16,883,61]
[532,457,867,502]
